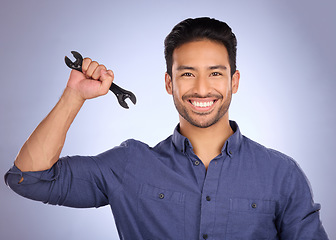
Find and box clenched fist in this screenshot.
[66,58,114,101]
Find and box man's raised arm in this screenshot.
[14,58,114,172]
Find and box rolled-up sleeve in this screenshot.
[4,140,130,208]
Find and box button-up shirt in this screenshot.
[5,121,328,239]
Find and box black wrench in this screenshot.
[64,51,136,109]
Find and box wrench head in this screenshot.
[110,83,137,109]
[127,93,137,105]
[116,93,137,109]
[64,51,83,72]
[119,97,130,109]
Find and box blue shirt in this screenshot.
[5,121,328,239]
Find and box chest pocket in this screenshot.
[137,184,185,240]
[227,198,278,239]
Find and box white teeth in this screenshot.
[191,101,214,107]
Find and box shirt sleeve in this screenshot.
[278,161,329,239]
[4,140,130,208]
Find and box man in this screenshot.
[5,17,328,239]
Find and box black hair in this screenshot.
[164,17,237,77]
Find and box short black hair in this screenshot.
[164,17,237,77]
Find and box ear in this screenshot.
[165,72,173,95]
[231,70,240,94]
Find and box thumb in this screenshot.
[67,69,85,89]
[69,69,85,80]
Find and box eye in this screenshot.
[181,72,193,77]
[211,72,222,76]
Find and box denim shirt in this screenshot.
[5,121,328,239]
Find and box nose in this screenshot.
[193,75,211,96]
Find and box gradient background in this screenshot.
[1,0,335,239]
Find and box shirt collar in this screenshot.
[172,120,243,158]
[225,120,243,157]
[172,124,192,153]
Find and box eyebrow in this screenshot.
[209,65,227,70]
[176,65,196,71]
[176,65,227,71]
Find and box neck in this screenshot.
[179,115,233,168]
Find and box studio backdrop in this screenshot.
[1,0,335,239]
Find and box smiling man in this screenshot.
[5,17,328,239]
[166,39,240,168]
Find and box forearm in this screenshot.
[14,87,85,172]
[5,157,109,208]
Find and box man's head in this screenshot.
[164,17,237,78]
[164,17,240,129]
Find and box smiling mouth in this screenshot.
[190,100,215,108]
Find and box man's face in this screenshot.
[165,40,239,128]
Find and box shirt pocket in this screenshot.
[137,183,185,240]
[227,198,277,240]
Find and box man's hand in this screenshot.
[66,58,114,101]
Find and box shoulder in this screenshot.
[240,135,299,170]
[112,137,174,155]
[99,138,152,157]
[240,136,314,197]
[127,136,175,155]
[95,136,174,162]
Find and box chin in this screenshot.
[185,115,222,129]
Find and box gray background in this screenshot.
[1,0,335,239]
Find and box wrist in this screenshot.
[62,86,86,106]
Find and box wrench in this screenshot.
[64,51,137,109]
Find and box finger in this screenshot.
[99,69,114,95]
[92,65,107,80]
[106,70,114,78]
[82,58,92,73]
[85,61,99,78]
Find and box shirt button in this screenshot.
[251,203,257,208]
[194,160,200,166]
[159,193,165,199]
[206,196,211,201]
[229,150,233,155]
[203,234,208,239]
